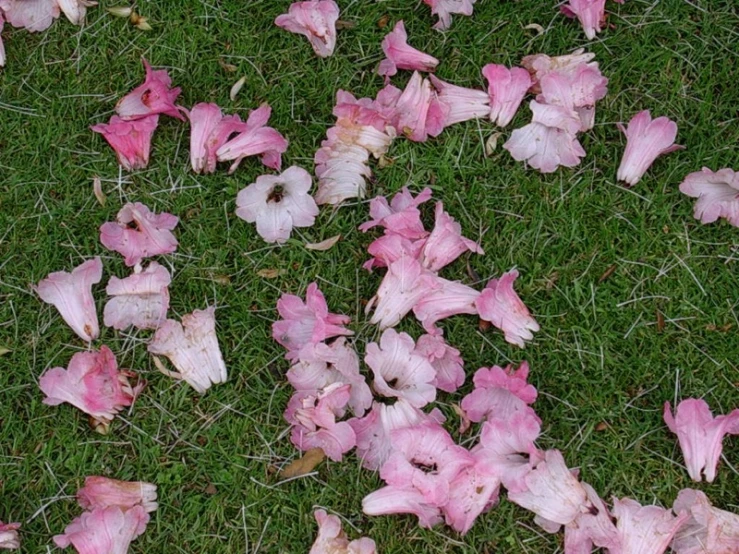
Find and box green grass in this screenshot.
[1,0,738,552]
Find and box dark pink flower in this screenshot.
[91,114,159,171]
[561,0,607,40]
[103,262,170,331]
[309,509,376,554]
[482,63,532,127]
[391,72,447,142]
[679,167,739,227]
[617,110,683,186]
[422,0,476,31]
[671,488,739,554]
[378,21,439,77]
[475,269,539,347]
[77,477,158,513]
[429,75,490,127]
[53,506,150,554]
[364,233,425,272]
[612,497,689,554]
[116,59,184,121]
[275,1,340,58]
[0,521,20,550]
[359,187,432,238]
[0,0,59,32]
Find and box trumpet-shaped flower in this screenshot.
[57,0,96,26]
[275,1,340,58]
[53,506,150,554]
[563,483,621,554]
[461,361,537,423]
[671,488,739,554]
[359,187,432,238]
[378,21,439,77]
[612,497,689,554]
[77,477,158,513]
[103,262,170,330]
[91,114,159,171]
[188,102,226,174]
[429,75,490,127]
[116,58,184,121]
[391,72,447,142]
[679,167,739,227]
[0,0,59,32]
[412,277,479,333]
[363,485,443,528]
[415,333,465,393]
[504,120,585,173]
[420,202,483,272]
[616,110,682,186]
[561,0,606,40]
[521,49,597,90]
[35,257,102,342]
[310,509,377,554]
[0,521,20,550]
[482,63,532,127]
[422,0,476,31]
[441,455,501,534]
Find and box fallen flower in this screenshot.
[116,58,184,121]
[423,0,476,31]
[441,454,501,534]
[362,485,443,528]
[103,262,171,330]
[91,114,159,171]
[537,64,608,131]
[188,102,226,174]
[415,333,465,393]
[420,202,483,272]
[616,110,683,186]
[310,509,377,554]
[482,63,532,127]
[57,0,97,26]
[563,482,621,554]
[612,497,689,554]
[235,165,319,244]
[460,361,538,423]
[0,521,20,550]
[147,307,228,394]
[378,21,439,78]
[429,75,490,127]
[35,257,102,342]
[663,398,739,483]
[275,0,340,58]
[77,477,158,513]
[412,277,480,333]
[521,49,597,91]
[99,202,179,267]
[504,120,586,173]
[561,0,606,40]
[39,345,142,433]
[0,14,4,68]
[391,72,447,142]
[679,167,739,227]
[359,186,432,239]
[671,488,739,554]
[54,506,149,554]
[0,0,59,32]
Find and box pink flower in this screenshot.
[612,497,690,554]
[365,329,437,408]
[663,398,739,483]
[412,277,480,333]
[429,75,490,127]
[115,58,184,121]
[391,72,447,142]
[0,0,59,32]
[53,506,150,554]
[57,0,96,26]
[415,333,465,393]
[482,64,532,127]
[461,361,537,423]
[561,0,606,40]
[617,110,683,186]
[359,187,432,238]
[420,202,483,271]
[215,104,288,173]
[99,202,179,267]
[272,282,353,359]
[310,509,377,554]
[275,1,340,58]
[188,102,226,174]
[564,483,621,554]
[504,120,586,173]
[521,49,597,91]
[422,0,476,31]
[441,456,501,534]
[349,399,446,470]
[147,307,228,394]
[314,140,373,205]
[507,450,589,532]
[0,14,5,68]
[378,21,439,77]
[91,114,159,171]
[364,233,424,272]
[538,65,608,132]
[39,346,141,432]
[363,486,443,528]
[0,522,20,550]
[235,166,319,244]
[103,262,170,331]
[679,167,739,227]
[77,477,158,513]
[35,257,102,342]
[475,269,539,348]
[671,488,739,554]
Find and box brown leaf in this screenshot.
[478,318,492,332]
[204,483,217,495]
[656,310,665,333]
[335,20,356,30]
[305,235,341,251]
[378,154,394,169]
[93,176,106,206]
[598,264,617,284]
[211,274,231,285]
[485,132,502,157]
[218,59,238,73]
[595,422,608,432]
[280,448,325,479]
[377,15,390,28]
[452,404,471,434]
[256,268,286,279]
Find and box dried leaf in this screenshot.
[305,235,341,251]
[130,12,151,31]
[204,483,217,495]
[524,23,545,35]
[256,268,286,279]
[378,154,394,169]
[218,59,238,73]
[0,347,10,356]
[280,448,325,479]
[211,274,231,285]
[452,404,471,434]
[485,132,502,157]
[93,176,106,206]
[598,264,617,284]
[595,422,608,432]
[335,20,356,30]
[656,310,665,333]
[478,318,492,332]
[466,260,480,282]
[108,6,132,17]
[230,76,246,102]
[377,15,390,28]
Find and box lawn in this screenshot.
[1,0,738,552]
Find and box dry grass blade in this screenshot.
[305,235,341,251]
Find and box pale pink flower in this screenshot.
[461,361,537,423]
[215,104,288,173]
[100,203,178,267]
[116,58,184,121]
[671,488,739,554]
[0,0,59,32]
[272,282,353,359]
[91,114,159,171]
[475,269,539,348]
[235,166,318,244]
[0,14,5,68]
[275,0,340,58]
[612,497,690,554]
[521,49,597,91]
[429,75,490,127]
[420,202,483,272]
[378,21,439,77]
[314,140,373,205]
[561,0,607,40]
[412,277,479,333]
[391,72,447,142]
[359,187,432,238]
[441,455,501,534]
[0,522,20,550]
[482,64,532,127]
[422,0,477,31]
[310,509,377,554]
[415,333,465,393]
[363,485,443,528]
[77,477,158,513]
[147,307,228,394]
[188,102,226,174]
[349,399,446,470]
[538,65,608,131]
[527,100,581,135]
[679,167,739,227]
[54,506,150,554]
[504,121,585,173]
[39,345,141,432]
[57,0,96,26]
[103,262,170,331]
[35,257,102,342]
[617,110,683,186]
[364,233,425,272]
[507,450,589,532]
[564,482,621,554]
[663,399,739,483]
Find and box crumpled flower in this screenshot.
[415,333,465,393]
[422,0,477,31]
[390,72,447,142]
[475,269,539,348]
[116,58,184,121]
[365,329,437,408]
[460,361,537,423]
[429,75,490,128]
[275,0,340,58]
[412,277,480,333]
[77,477,158,513]
[617,110,683,186]
[35,257,102,342]
[309,509,376,554]
[537,64,608,132]
[564,482,621,554]
[57,0,97,26]
[39,345,142,433]
[420,201,483,272]
[561,0,606,40]
[0,521,20,550]
[91,114,159,171]
[0,0,59,32]
[441,453,501,535]
[53,505,150,554]
[103,261,170,330]
[148,307,228,394]
[99,202,179,267]
[612,497,689,554]
[359,187,432,239]
[235,165,319,244]
[671,488,739,554]
[378,21,439,77]
[188,102,230,174]
[504,119,586,173]
[362,486,443,529]
[272,282,353,360]
[521,49,598,91]
[679,167,739,227]
[663,398,739,483]
[482,63,532,127]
